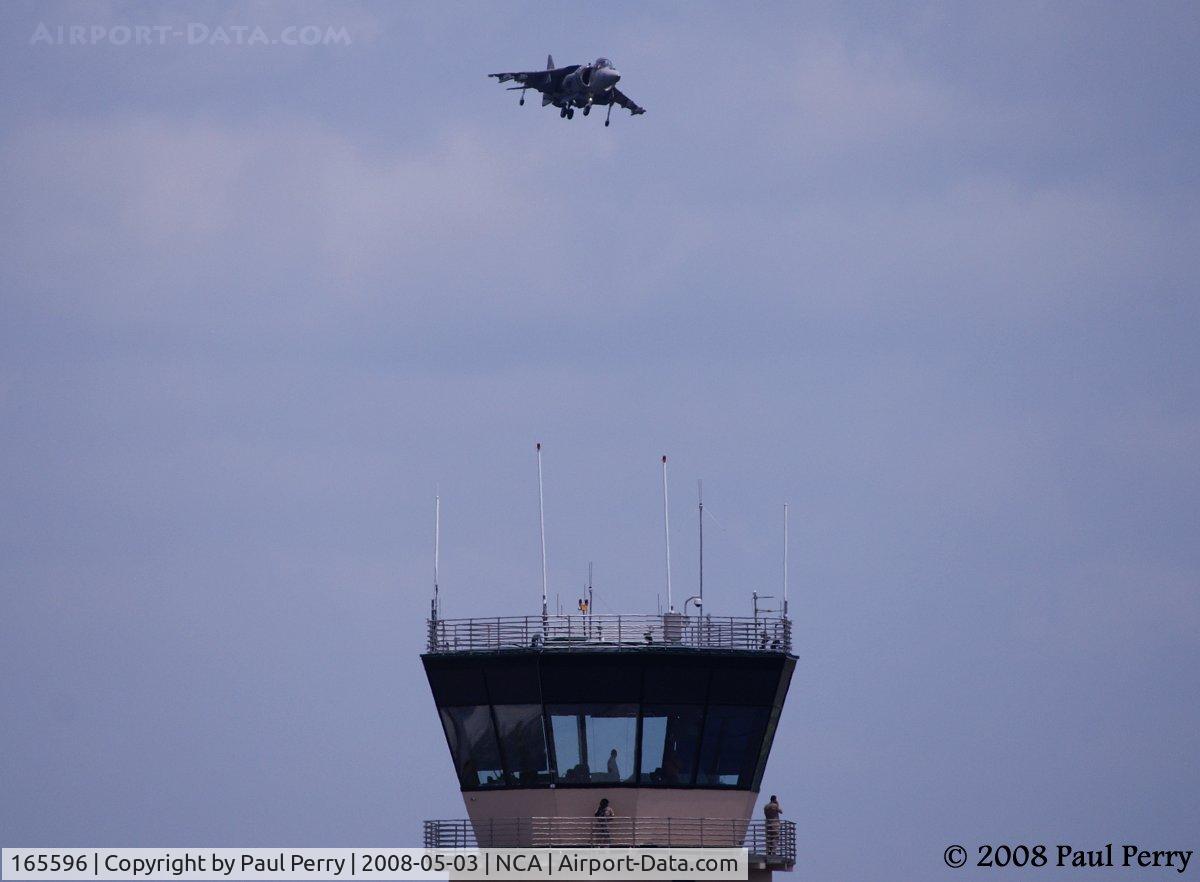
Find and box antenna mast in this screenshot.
[662,455,673,612]
[537,443,548,619]
[698,479,704,611]
[432,493,440,619]
[783,502,789,617]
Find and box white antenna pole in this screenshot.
[537,442,548,619]
[662,455,673,612]
[698,479,704,611]
[433,493,441,618]
[783,502,789,617]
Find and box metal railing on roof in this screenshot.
[422,817,795,866]
[426,614,792,654]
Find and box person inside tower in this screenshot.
[763,795,782,854]
[607,748,620,780]
[661,742,683,783]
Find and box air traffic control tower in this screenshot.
[420,607,797,878]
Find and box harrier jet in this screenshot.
[489,55,646,125]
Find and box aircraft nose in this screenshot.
[597,69,620,88]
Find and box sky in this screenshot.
[1,1,1198,878]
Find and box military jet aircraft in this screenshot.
[489,55,646,125]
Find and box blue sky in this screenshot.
[1,1,1197,877]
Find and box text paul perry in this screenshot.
[1058,845,1191,873]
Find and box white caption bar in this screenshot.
[3,849,748,881]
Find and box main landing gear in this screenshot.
[559,106,574,119]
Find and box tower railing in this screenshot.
[426,614,792,654]
[422,817,795,866]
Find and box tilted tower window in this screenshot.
[548,704,638,784]
[438,705,504,788]
[639,705,705,785]
[695,705,770,788]
[423,650,795,792]
[493,704,551,785]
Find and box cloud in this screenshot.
[0,117,563,329]
[3,103,1194,372]
[789,32,955,148]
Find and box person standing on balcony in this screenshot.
[594,798,614,845]
[763,795,782,854]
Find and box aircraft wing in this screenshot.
[609,87,646,115]
[488,65,578,92]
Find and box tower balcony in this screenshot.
[427,613,792,655]
[423,816,796,870]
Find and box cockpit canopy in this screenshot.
[594,57,613,70]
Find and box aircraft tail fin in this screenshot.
[547,54,555,70]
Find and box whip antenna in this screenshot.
[783,502,789,617]
[662,455,673,612]
[432,492,441,620]
[698,479,704,611]
[537,443,548,619]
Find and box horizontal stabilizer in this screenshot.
[547,54,555,70]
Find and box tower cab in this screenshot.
[422,612,797,877]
